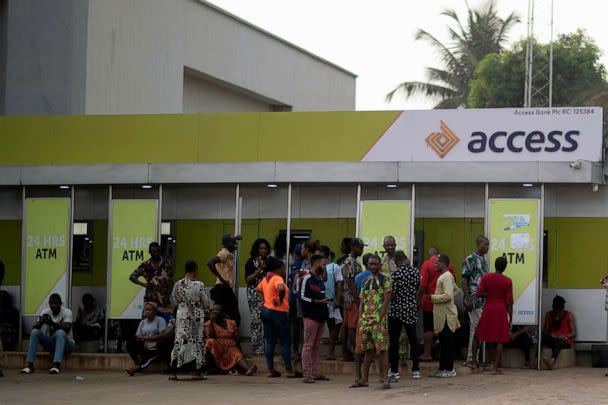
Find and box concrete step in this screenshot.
[2,351,470,376]
[3,352,142,372]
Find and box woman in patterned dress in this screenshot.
[169,260,209,381]
[245,239,271,356]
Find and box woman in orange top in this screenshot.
[257,258,301,378]
[542,295,576,370]
[204,306,257,376]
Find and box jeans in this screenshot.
[466,308,482,362]
[27,329,75,365]
[261,308,292,371]
[439,322,456,371]
[302,318,324,379]
[543,333,571,360]
[388,317,419,372]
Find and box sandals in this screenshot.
[314,375,330,381]
[378,383,391,390]
[303,378,316,384]
[245,364,258,376]
[348,382,368,388]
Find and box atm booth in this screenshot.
[0,107,605,366]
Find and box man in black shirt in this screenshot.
[388,251,421,382]
[300,255,330,383]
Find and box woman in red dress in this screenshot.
[471,256,513,374]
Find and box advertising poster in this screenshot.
[110,199,158,319]
[489,198,540,325]
[24,198,71,316]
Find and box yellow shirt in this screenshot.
[431,271,460,333]
[215,248,234,287]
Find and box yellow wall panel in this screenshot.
[0,111,400,165]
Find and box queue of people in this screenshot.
[13,233,581,384]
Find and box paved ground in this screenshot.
[0,367,605,404]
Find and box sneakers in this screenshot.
[388,371,400,383]
[439,369,456,378]
[49,367,61,375]
[20,367,33,375]
[429,369,456,378]
[412,371,421,379]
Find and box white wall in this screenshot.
[183,71,271,113]
[542,289,607,342]
[85,0,355,114]
[74,187,108,220]
[85,0,183,114]
[545,184,608,217]
[180,0,355,112]
[415,184,485,218]
[6,183,608,222]
[4,0,88,115]
[162,185,236,220]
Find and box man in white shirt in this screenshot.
[21,293,75,375]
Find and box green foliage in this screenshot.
[387,0,520,108]
[468,30,608,108]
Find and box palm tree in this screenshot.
[387,0,520,108]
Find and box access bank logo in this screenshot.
[360,107,602,162]
[425,120,460,158]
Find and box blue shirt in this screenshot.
[324,263,342,300]
[355,270,372,295]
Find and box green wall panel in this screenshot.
[43,216,604,291]
[545,218,608,289]
[291,218,356,258]
[175,219,234,287]
[415,218,485,283]
[0,220,21,285]
[175,218,356,287]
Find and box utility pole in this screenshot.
[524,0,554,108]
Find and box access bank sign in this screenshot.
[362,107,603,162]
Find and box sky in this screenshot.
[207,0,608,111]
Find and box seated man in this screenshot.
[21,293,75,375]
[125,302,171,376]
[505,325,534,368]
[542,295,576,370]
[74,293,103,349]
[204,306,257,376]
